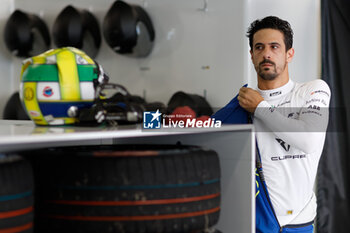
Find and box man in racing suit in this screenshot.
[238,16,331,233]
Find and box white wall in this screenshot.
[9,0,246,111]
[0,0,14,116]
[0,0,320,117]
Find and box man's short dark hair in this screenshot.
[247,16,293,51]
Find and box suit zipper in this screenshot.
[256,141,283,232]
[257,160,283,232]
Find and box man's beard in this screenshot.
[256,59,285,81]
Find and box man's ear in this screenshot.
[250,50,253,61]
[286,48,295,63]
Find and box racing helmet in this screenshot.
[20,47,108,126]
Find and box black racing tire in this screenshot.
[29,145,220,233]
[0,155,34,233]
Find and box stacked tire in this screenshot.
[0,155,34,233]
[31,145,221,233]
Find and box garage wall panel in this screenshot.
[0,0,14,116]
[10,0,246,111]
[0,0,320,117]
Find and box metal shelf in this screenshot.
[0,120,255,233]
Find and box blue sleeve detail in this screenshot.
[211,84,249,124]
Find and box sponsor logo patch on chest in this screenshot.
[270,91,282,97]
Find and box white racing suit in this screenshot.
[254,79,331,231]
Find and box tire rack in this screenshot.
[0,120,255,233]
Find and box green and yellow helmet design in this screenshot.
[20,47,106,126]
